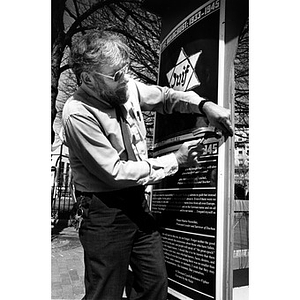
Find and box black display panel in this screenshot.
[152,1,222,299]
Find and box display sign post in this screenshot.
[144,0,248,299]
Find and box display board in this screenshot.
[152,129,224,300]
[148,0,234,299]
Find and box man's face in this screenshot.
[92,63,129,107]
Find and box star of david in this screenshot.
[166,47,202,92]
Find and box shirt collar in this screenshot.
[77,83,115,109]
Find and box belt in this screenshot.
[75,186,145,200]
[75,190,93,198]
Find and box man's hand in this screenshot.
[175,139,204,168]
[201,101,234,136]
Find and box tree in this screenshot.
[51,0,161,146]
[234,19,249,140]
[233,19,249,190]
[52,1,249,149]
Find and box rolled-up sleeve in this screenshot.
[139,153,179,185]
[134,80,203,115]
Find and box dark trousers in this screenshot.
[77,188,168,300]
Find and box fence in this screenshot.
[233,199,249,287]
[51,152,75,222]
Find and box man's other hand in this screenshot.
[202,101,234,136]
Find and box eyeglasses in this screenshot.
[94,64,129,82]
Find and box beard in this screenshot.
[95,79,128,107]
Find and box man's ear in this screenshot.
[81,72,95,87]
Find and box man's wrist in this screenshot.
[198,99,212,116]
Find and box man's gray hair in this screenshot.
[69,30,131,80]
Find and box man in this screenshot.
[62,30,233,300]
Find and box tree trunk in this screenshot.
[51,0,66,144]
[51,38,65,144]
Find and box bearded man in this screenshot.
[62,30,233,300]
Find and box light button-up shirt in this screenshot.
[62,77,203,192]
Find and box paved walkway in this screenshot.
[51,220,248,300]
[51,223,85,300]
[51,223,129,299]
